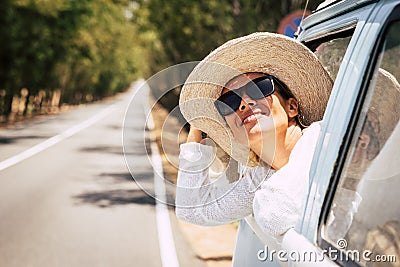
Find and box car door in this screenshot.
[280,1,400,266]
[316,3,400,266]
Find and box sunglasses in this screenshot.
[214,76,275,116]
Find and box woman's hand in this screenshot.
[186,126,204,143]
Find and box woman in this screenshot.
[175,32,333,265]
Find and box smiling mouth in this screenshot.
[241,112,266,126]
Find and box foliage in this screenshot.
[132,0,234,75]
[0,0,323,118]
[132,0,322,76]
[131,0,322,115]
[57,1,142,102]
[0,0,144,110]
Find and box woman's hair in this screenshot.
[272,76,305,128]
[273,77,294,100]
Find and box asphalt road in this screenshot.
[0,82,205,267]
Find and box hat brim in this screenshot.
[180,32,333,166]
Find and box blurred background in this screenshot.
[0,0,322,122]
[0,1,322,267]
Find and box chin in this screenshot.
[233,129,260,147]
[247,128,263,144]
[257,117,276,133]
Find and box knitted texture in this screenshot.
[175,142,274,226]
[253,122,321,237]
[176,122,321,238]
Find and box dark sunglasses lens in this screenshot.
[246,77,274,100]
[215,76,275,116]
[215,92,242,116]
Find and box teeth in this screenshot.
[243,113,263,124]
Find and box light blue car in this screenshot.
[236,1,400,266]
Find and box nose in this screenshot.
[238,93,255,112]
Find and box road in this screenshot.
[0,82,205,267]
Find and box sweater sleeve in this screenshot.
[175,142,273,226]
[253,122,322,238]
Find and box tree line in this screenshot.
[0,0,321,123]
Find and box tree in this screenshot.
[0,0,145,117]
[131,0,322,113]
[132,0,322,75]
[132,0,234,75]
[58,1,142,102]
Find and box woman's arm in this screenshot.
[175,127,272,226]
[186,126,203,143]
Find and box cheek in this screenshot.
[256,116,276,133]
[255,97,273,116]
[261,96,273,107]
[225,115,249,144]
[270,96,288,119]
[258,96,288,133]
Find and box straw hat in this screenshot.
[367,68,400,156]
[179,32,333,166]
[357,68,400,182]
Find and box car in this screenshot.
[250,0,400,266]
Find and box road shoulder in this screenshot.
[150,102,237,267]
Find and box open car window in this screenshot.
[322,16,400,267]
[313,36,353,81]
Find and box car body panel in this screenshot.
[254,0,400,266]
[299,0,400,242]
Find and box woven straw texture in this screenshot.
[371,68,400,148]
[180,32,333,165]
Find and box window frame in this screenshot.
[296,1,377,241]
[317,4,400,267]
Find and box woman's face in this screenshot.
[222,73,292,149]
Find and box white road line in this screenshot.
[151,141,180,267]
[139,79,179,267]
[0,104,117,172]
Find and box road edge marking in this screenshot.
[140,79,180,267]
[0,104,117,172]
[151,141,180,267]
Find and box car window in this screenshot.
[323,19,400,266]
[314,36,352,81]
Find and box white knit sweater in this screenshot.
[253,122,321,237]
[176,122,321,238]
[175,142,274,225]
